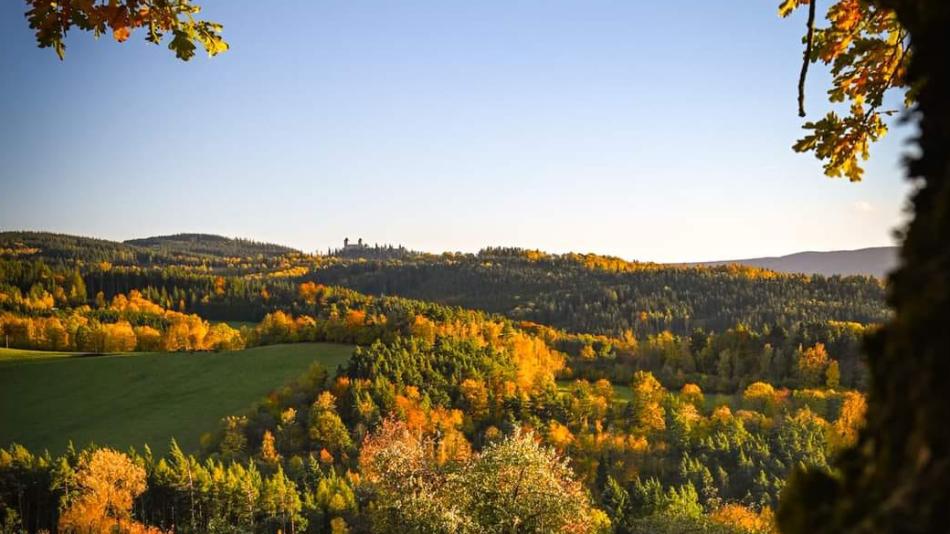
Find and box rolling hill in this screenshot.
[0,230,299,265]
[125,233,298,258]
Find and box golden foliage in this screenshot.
[58,449,161,534]
[506,331,565,391]
[797,343,831,387]
[260,430,281,464]
[832,391,867,450]
[631,371,666,433]
[710,503,776,533]
[298,281,324,304]
[744,382,780,411]
[547,421,575,450]
[680,383,704,407]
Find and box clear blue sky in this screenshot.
[0,1,912,262]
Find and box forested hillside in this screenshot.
[1,232,888,333]
[0,234,886,389]
[0,233,882,532]
[306,248,888,336]
[0,231,299,266]
[125,233,298,258]
[1,231,158,264]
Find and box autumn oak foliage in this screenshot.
[25,0,227,60]
[781,0,909,181]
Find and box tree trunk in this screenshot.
[778,1,950,532]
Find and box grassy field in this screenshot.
[0,347,82,362]
[557,379,737,410]
[0,343,353,455]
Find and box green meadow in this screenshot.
[0,347,81,362]
[0,343,353,455]
[557,379,736,410]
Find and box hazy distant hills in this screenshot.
[692,246,899,278]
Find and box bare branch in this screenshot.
[798,0,818,117]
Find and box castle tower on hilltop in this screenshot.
[343,237,367,250]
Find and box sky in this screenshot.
[0,1,914,262]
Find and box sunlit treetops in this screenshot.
[1,252,877,392]
[309,249,886,330]
[296,249,886,348]
[56,448,160,534]
[212,353,865,529]
[0,274,870,533]
[710,503,775,534]
[478,247,790,279]
[0,289,243,353]
[0,246,40,258]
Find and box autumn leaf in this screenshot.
[169,29,197,61]
[113,26,131,43]
[207,37,229,56]
[779,0,810,18]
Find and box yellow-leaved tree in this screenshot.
[58,448,161,533]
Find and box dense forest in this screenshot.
[0,232,882,390]
[306,248,888,336]
[1,233,888,333]
[125,234,298,259]
[0,232,879,532]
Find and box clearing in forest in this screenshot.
[0,343,353,454]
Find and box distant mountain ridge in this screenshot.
[691,246,899,278]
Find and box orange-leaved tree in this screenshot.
[58,448,161,533]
